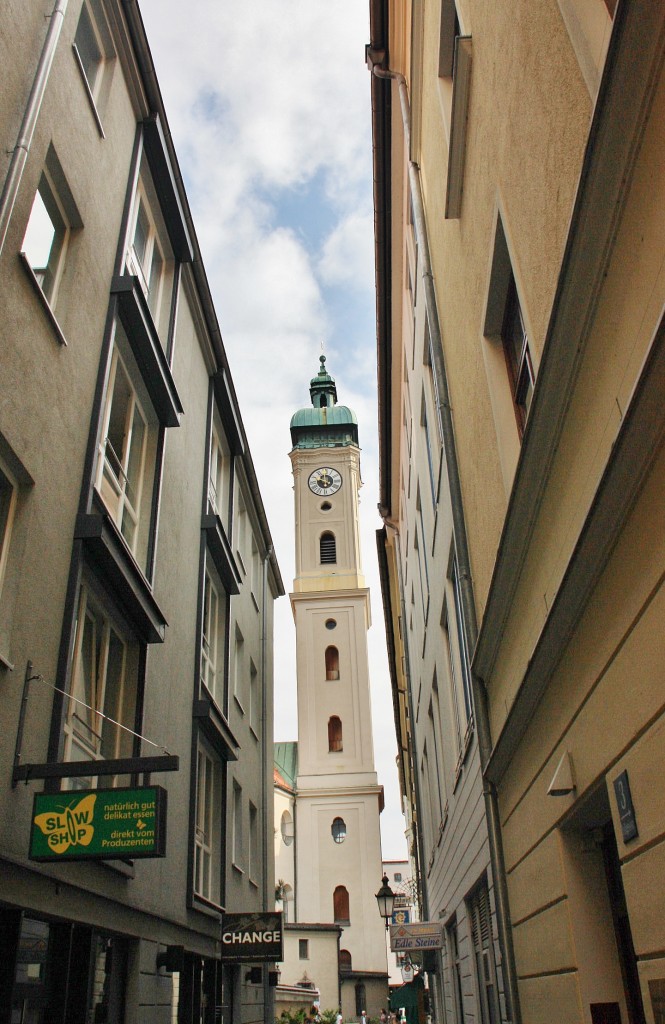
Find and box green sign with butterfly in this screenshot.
[29,786,167,861]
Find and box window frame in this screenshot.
[0,460,18,600]
[200,561,227,709]
[328,716,343,753]
[95,323,159,570]
[194,743,222,903]
[333,885,350,924]
[62,582,140,786]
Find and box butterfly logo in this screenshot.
[34,793,97,854]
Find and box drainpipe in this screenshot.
[261,544,275,1023]
[0,0,69,257]
[370,60,521,1024]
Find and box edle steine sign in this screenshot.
[29,786,167,862]
[220,912,283,963]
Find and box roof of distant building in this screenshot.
[274,740,298,790]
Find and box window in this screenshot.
[125,161,174,341]
[208,423,231,525]
[21,147,81,312]
[63,584,139,783]
[437,0,472,218]
[248,802,258,884]
[448,919,464,1024]
[299,940,309,960]
[234,490,248,573]
[502,275,535,437]
[320,532,336,564]
[331,817,347,844]
[281,810,294,846]
[0,462,17,599]
[325,646,340,680]
[72,0,114,124]
[96,321,158,569]
[333,885,350,923]
[421,392,438,507]
[394,873,403,883]
[443,552,474,765]
[249,659,259,734]
[355,983,366,1016]
[328,716,343,752]
[325,618,337,630]
[195,744,221,903]
[233,624,245,709]
[429,681,446,826]
[201,565,227,707]
[340,950,352,973]
[468,881,500,1024]
[232,780,242,868]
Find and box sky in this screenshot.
[138,0,407,863]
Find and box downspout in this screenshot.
[370,61,521,1024]
[0,0,69,257]
[261,544,275,1023]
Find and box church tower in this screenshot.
[288,356,388,1016]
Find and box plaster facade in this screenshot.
[0,2,283,1022]
[371,0,665,1022]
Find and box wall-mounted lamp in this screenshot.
[548,751,576,797]
[375,874,396,930]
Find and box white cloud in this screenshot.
[139,0,407,860]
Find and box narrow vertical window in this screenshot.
[208,424,230,523]
[248,802,258,883]
[333,885,350,923]
[328,716,343,752]
[299,940,309,960]
[502,275,535,436]
[195,747,214,899]
[469,881,500,1024]
[233,623,245,709]
[320,531,337,564]
[325,646,340,680]
[249,659,259,734]
[0,463,17,598]
[232,780,242,868]
[201,567,226,707]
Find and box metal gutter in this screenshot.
[0,0,70,257]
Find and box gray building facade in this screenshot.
[0,1,283,1021]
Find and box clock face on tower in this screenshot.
[308,467,342,496]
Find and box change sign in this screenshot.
[29,786,167,862]
[221,912,283,963]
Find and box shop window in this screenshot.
[21,145,82,315]
[333,885,350,924]
[320,531,336,564]
[328,716,343,752]
[63,583,140,784]
[325,645,339,680]
[201,563,227,708]
[96,320,158,570]
[331,817,347,843]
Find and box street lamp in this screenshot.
[375,875,395,930]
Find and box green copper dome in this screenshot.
[290,355,359,449]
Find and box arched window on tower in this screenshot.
[325,646,339,680]
[320,532,336,564]
[333,885,350,924]
[328,716,343,752]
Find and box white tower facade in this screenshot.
[287,358,388,1018]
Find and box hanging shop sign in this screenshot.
[220,912,283,963]
[29,786,167,862]
[389,921,444,952]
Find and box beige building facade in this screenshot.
[370,0,665,1023]
[0,2,283,1022]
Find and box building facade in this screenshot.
[0,2,283,1022]
[370,0,665,1023]
[273,360,389,1020]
